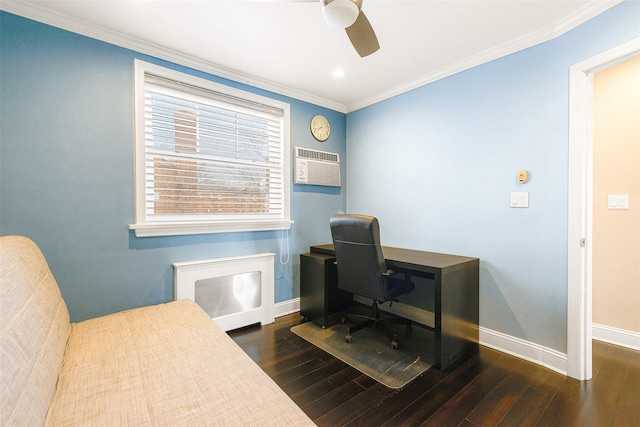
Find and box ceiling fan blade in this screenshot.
[345,11,379,57]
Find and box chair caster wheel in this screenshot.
[345,334,352,343]
[341,317,347,325]
[391,340,398,350]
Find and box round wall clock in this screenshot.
[310,115,330,142]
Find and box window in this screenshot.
[130,60,292,237]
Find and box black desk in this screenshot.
[302,244,479,371]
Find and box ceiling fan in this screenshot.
[276,0,380,57]
[320,0,379,57]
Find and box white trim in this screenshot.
[276,299,577,374]
[480,327,568,375]
[567,58,594,382]
[0,1,348,114]
[593,323,640,351]
[357,297,568,374]
[553,0,623,36]
[130,220,294,237]
[0,0,622,114]
[129,60,293,237]
[567,37,640,380]
[275,298,301,318]
[346,0,624,112]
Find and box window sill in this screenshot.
[129,219,294,238]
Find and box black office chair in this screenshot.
[330,214,415,349]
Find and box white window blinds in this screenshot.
[131,61,291,237]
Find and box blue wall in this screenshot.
[346,1,639,353]
[0,12,347,322]
[2,2,638,352]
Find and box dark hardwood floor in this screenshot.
[229,313,640,426]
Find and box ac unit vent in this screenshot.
[294,147,341,187]
[297,148,339,163]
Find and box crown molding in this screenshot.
[0,1,349,114]
[346,0,624,112]
[553,0,623,36]
[1,0,622,115]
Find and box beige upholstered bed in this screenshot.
[1,235,314,426]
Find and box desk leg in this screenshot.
[437,261,480,370]
[434,275,443,369]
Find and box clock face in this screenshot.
[310,115,330,142]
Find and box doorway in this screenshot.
[567,37,640,380]
[592,58,640,349]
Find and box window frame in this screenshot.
[130,60,292,237]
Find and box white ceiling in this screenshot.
[1,0,622,113]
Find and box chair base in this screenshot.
[341,301,412,350]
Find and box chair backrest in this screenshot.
[329,214,389,302]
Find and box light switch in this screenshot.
[608,195,629,210]
[510,192,529,208]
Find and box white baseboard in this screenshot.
[275,298,300,318]
[593,323,640,351]
[276,298,571,375]
[479,327,568,375]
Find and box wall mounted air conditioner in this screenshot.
[294,147,341,187]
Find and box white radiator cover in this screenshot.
[173,253,275,331]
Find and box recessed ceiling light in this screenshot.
[333,69,345,78]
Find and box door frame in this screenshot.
[567,37,640,380]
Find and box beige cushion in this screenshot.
[46,299,314,426]
[1,236,71,426]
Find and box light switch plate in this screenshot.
[608,194,629,209]
[510,192,529,208]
